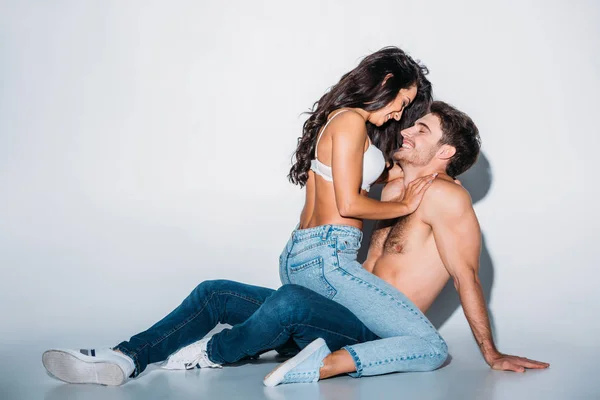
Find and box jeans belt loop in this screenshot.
[321,225,331,241]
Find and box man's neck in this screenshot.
[400,164,447,187]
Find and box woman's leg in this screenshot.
[114,279,275,376]
[326,261,447,376]
[283,225,447,377]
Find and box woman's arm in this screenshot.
[330,114,435,220]
[362,177,405,272]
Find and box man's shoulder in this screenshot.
[421,175,473,217]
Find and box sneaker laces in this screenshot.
[185,351,221,370]
[165,341,203,369]
[165,340,222,370]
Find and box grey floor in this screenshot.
[2,336,598,400]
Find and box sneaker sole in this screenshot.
[263,338,326,387]
[42,350,126,386]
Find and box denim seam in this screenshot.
[137,289,268,365]
[293,231,330,241]
[291,323,365,343]
[289,257,323,272]
[289,239,336,258]
[206,336,217,363]
[320,243,338,298]
[293,225,361,241]
[325,237,341,296]
[335,237,361,254]
[333,236,341,269]
[335,267,439,338]
[280,247,292,284]
[129,290,267,356]
[363,351,445,368]
[236,328,290,361]
[233,322,364,363]
[331,236,361,264]
[211,299,301,362]
[288,256,337,299]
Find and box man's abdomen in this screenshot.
[372,253,450,313]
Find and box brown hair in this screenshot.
[429,101,481,177]
[288,47,432,187]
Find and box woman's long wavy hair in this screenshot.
[288,47,432,187]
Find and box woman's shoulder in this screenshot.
[326,108,367,137]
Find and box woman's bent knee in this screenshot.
[426,340,449,371]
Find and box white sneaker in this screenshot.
[263,338,331,387]
[42,348,135,386]
[161,338,222,370]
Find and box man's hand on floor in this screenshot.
[486,352,550,372]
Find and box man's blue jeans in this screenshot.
[114,280,378,377]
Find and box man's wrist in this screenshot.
[479,339,500,363]
[396,201,411,216]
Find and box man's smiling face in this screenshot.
[393,113,445,167]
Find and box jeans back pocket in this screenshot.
[288,257,337,299]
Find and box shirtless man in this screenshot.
[263,101,549,385]
[42,102,548,387]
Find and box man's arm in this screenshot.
[422,181,549,372]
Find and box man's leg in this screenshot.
[204,284,379,364]
[114,279,276,376]
[43,279,276,385]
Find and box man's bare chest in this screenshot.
[383,214,419,254]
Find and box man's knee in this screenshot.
[192,279,235,297]
[267,285,314,323]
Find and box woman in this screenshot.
[270,46,448,385]
[41,47,439,386]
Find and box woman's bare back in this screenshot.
[299,110,371,229]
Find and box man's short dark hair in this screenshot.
[429,101,481,177]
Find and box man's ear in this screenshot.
[381,73,394,86]
[437,145,456,161]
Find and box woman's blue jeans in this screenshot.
[279,224,448,377]
[114,280,377,377]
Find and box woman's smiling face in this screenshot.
[369,85,417,127]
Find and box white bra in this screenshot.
[310,109,386,192]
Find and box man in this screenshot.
[42,102,548,387]
[265,101,549,385]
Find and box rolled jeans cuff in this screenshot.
[342,345,363,378]
[112,344,140,378]
[205,337,221,364]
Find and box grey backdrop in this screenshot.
[0,0,599,398]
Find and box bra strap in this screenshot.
[314,109,350,158]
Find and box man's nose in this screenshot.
[402,127,415,138]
